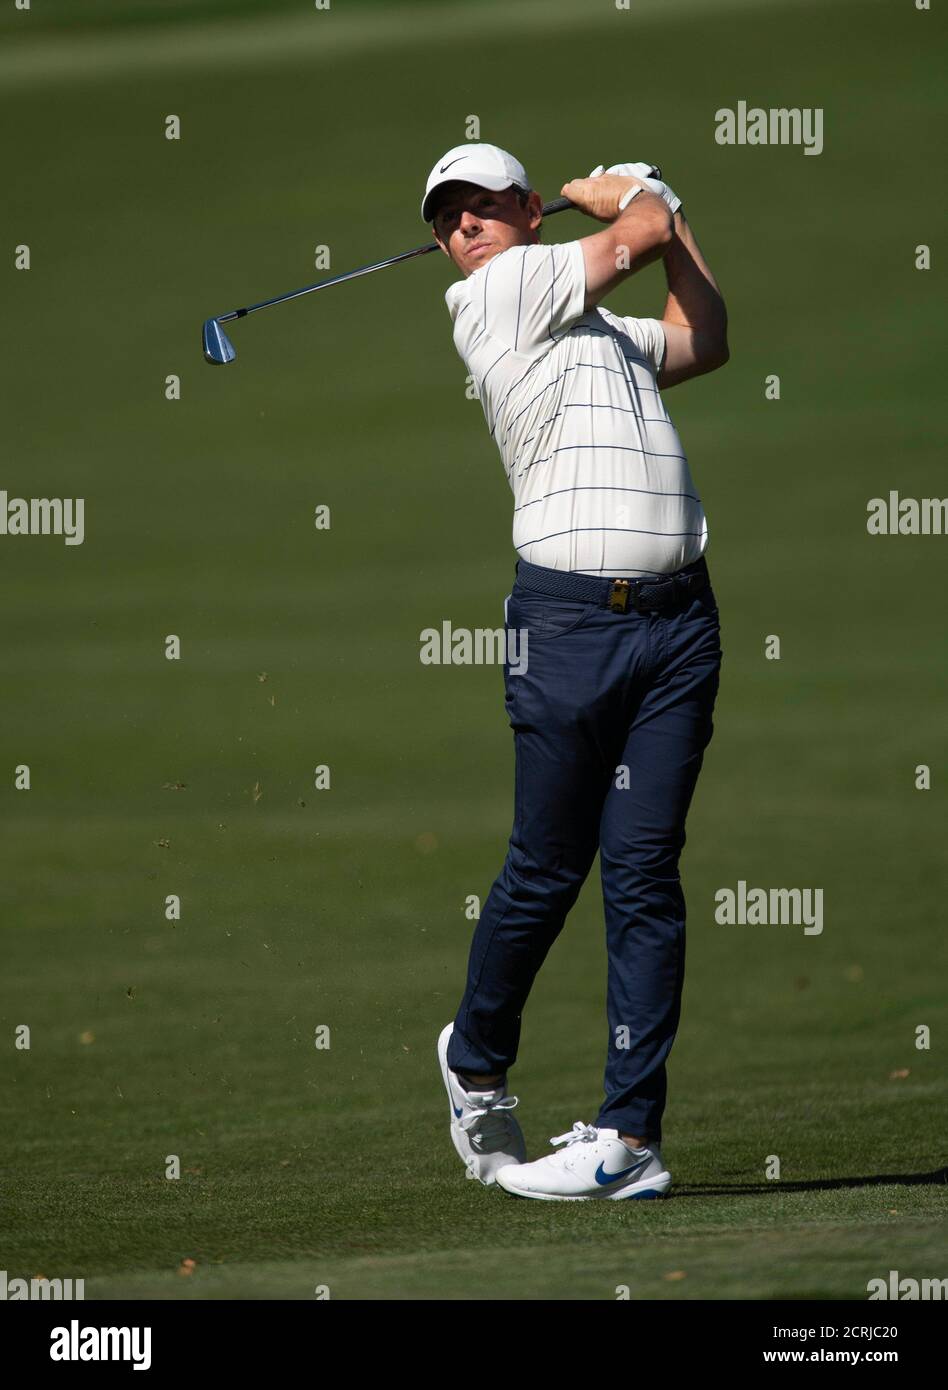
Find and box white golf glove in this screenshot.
[588,161,682,215]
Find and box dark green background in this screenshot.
[1,0,945,1299]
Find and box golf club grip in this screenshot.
[542,169,661,221]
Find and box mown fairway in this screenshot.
[1,0,945,1299]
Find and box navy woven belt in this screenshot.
[514,556,710,614]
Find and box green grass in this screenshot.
[1,0,946,1300]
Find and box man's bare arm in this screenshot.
[657,209,729,388]
[560,174,675,312]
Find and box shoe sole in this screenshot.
[437,1024,524,1186]
[437,1025,466,1128]
[495,1170,673,1201]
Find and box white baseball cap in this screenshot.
[421,143,531,223]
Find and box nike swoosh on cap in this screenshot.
[439,156,467,173]
[594,1157,650,1186]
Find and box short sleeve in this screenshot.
[614,316,667,375]
[467,241,586,354]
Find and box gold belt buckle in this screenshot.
[609,579,631,613]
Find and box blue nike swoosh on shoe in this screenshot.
[594,1157,651,1186]
[453,1102,463,1118]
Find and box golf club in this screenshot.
[201,193,580,366]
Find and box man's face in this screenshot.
[432,181,543,277]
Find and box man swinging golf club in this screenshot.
[430,143,728,1201]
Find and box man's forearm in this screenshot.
[661,210,727,343]
[563,174,676,312]
[611,188,676,275]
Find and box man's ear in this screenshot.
[527,189,544,233]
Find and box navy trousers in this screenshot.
[446,558,722,1142]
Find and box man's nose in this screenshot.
[459,209,482,232]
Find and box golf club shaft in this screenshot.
[215,195,576,326]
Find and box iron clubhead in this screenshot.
[202,317,237,365]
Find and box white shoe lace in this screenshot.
[459,1092,520,1147]
[550,1120,599,1149]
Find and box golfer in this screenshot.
[430,144,728,1200]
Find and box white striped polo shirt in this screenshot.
[444,239,708,577]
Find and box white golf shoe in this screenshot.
[437,1023,527,1186]
[495,1120,671,1201]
